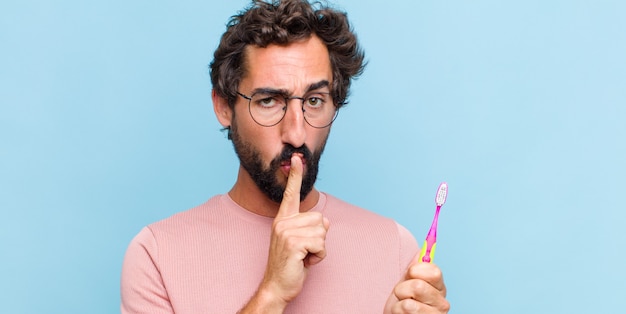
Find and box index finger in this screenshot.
[276,154,303,218]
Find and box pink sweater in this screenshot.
[121,192,418,313]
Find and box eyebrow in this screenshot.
[306,80,330,93]
[250,80,330,96]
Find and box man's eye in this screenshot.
[306,96,324,108]
[255,96,279,108]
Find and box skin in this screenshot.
[212,35,449,313]
[213,35,331,217]
[384,261,450,313]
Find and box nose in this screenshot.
[280,98,306,148]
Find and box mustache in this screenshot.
[276,144,313,163]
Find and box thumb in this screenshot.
[276,154,303,218]
[404,251,424,279]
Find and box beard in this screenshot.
[229,120,327,203]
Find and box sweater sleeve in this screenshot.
[121,227,174,314]
[396,222,420,274]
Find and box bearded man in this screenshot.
[121,1,450,313]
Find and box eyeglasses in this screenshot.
[237,90,338,128]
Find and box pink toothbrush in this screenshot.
[418,182,448,263]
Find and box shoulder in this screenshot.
[126,195,229,252]
[148,195,223,231]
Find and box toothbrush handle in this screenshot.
[419,205,441,263]
[419,240,437,263]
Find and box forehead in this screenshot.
[242,35,333,92]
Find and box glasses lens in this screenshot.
[249,93,287,127]
[302,93,336,128]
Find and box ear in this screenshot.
[212,89,233,128]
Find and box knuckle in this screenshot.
[393,284,404,299]
[284,235,299,249]
[315,237,326,249]
[440,299,451,312]
[400,298,418,312]
[313,248,327,259]
[313,225,328,238]
[305,237,325,255]
[272,219,288,233]
[430,265,443,280]
[410,279,427,294]
[304,211,323,222]
[408,263,423,278]
[282,187,297,200]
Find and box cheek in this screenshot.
[258,136,284,162]
[237,120,283,160]
[309,129,330,153]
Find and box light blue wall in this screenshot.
[1,0,624,313]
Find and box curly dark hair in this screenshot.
[209,0,366,109]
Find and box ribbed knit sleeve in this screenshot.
[121,227,174,314]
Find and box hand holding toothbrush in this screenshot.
[384,262,449,314]
[384,183,450,313]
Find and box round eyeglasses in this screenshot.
[237,91,338,128]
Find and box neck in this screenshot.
[228,165,320,217]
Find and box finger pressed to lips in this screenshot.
[281,153,305,170]
[277,155,303,217]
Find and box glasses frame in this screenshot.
[236,91,339,129]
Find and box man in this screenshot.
[121,0,450,313]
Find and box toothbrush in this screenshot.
[418,182,448,263]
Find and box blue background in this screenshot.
[1,0,624,313]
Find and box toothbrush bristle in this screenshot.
[435,182,448,206]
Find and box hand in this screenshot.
[384,256,450,314]
[243,154,330,312]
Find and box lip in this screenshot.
[280,163,291,176]
[279,157,306,176]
